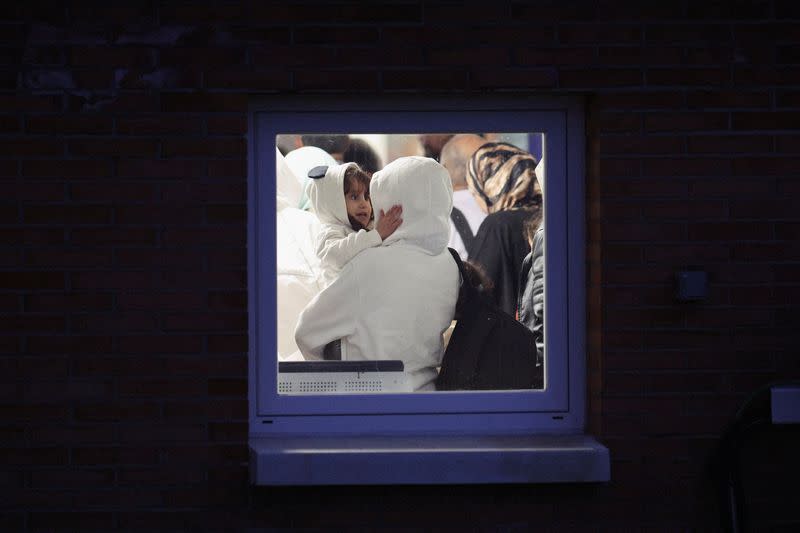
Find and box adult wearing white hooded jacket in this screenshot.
[294,156,460,391]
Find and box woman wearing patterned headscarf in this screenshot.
[465,142,542,317]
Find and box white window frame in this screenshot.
[248,95,607,485]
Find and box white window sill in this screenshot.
[249,433,610,485]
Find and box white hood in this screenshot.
[306,162,357,227]
[276,147,302,211]
[284,146,338,210]
[370,156,453,255]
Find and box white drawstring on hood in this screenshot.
[370,156,453,255]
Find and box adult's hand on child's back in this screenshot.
[376,204,403,240]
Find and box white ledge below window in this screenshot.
[249,434,610,485]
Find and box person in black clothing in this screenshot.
[465,142,542,318]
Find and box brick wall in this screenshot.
[3,1,799,530]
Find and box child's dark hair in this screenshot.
[454,260,494,319]
[343,164,373,230]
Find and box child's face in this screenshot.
[344,183,372,230]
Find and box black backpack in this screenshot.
[436,248,543,391]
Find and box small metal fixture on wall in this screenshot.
[675,267,708,302]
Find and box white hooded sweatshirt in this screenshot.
[295,156,459,391]
[306,162,383,287]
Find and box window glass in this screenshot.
[275,132,546,395]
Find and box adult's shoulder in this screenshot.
[489,209,532,223]
[473,209,529,235]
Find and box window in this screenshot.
[248,96,608,485]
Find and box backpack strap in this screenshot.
[447,247,475,300]
[450,207,474,252]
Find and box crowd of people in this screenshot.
[275,133,545,389]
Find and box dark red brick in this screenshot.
[67,138,159,157]
[114,248,201,268]
[207,159,246,178]
[602,177,689,197]
[71,355,163,378]
[645,112,729,132]
[206,115,247,135]
[207,334,247,353]
[733,157,800,176]
[515,46,596,66]
[646,24,732,44]
[24,248,112,267]
[560,68,642,88]
[70,181,156,202]
[117,334,203,354]
[734,65,800,85]
[294,68,381,91]
[251,44,336,66]
[687,90,771,109]
[114,205,204,224]
[597,46,683,66]
[0,271,64,289]
[161,46,247,67]
[160,181,245,202]
[0,138,62,156]
[648,68,730,86]
[24,205,111,224]
[163,312,246,332]
[1,446,67,466]
[560,24,642,45]
[117,291,205,311]
[599,136,684,154]
[71,311,160,333]
[26,115,113,135]
[642,158,732,177]
[117,115,204,135]
[162,355,246,377]
[594,91,684,110]
[162,138,246,158]
[206,204,246,223]
[118,378,206,398]
[733,111,800,130]
[28,512,115,530]
[160,92,248,113]
[73,401,160,422]
[687,135,771,154]
[23,159,112,178]
[117,159,205,179]
[70,227,157,245]
[24,292,112,312]
[208,378,246,396]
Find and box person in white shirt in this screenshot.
[306,162,402,287]
[295,156,460,391]
[440,134,488,259]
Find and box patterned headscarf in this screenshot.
[466,142,542,214]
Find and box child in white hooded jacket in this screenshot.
[306,162,402,287]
